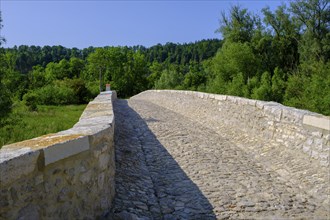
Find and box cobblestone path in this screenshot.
[109,99,329,220]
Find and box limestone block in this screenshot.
[320,160,329,167]
[263,104,282,121]
[281,106,307,124]
[226,96,238,104]
[80,170,92,184]
[311,150,319,159]
[325,134,330,141]
[35,175,44,185]
[89,126,113,148]
[319,152,329,161]
[196,92,204,99]
[302,145,311,155]
[313,139,323,151]
[98,172,105,189]
[61,124,110,136]
[234,97,256,106]
[43,136,90,166]
[214,95,227,101]
[0,150,40,186]
[246,99,257,106]
[99,153,110,170]
[255,100,268,109]
[303,115,330,131]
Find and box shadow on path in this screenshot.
[109,100,216,220]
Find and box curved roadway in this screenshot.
[108,97,329,220]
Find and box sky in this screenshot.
[1,0,287,49]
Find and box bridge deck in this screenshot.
[108,98,329,220]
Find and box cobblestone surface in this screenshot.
[108,99,329,220]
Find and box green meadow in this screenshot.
[0,104,86,148]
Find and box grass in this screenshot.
[0,103,86,148]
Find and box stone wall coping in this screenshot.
[303,115,330,131]
[151,90,329,131]
[0,91,116,186]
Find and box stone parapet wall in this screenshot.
[0,91,117,219]
[136,90,330,168]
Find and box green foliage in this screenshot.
[155,67,184,90]
[227,73,247,97]
[251,71,272,101]
[284,62,330,115]
[147,62,163,88]
[0,56,12,124]
[218,5,261,43]
[28,65,47,89]
[271,67,286,103]
[290,0,330,62]
[0,81,12,123]
[31,78,90,105]
[212,41,259,83]
[85,81,100,98]
[23,91,38,111]
[183,62,207,90]
[0,11,5,46]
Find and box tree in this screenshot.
[262,5,300,72]
[0,13,12,122]
[69,57,85,78]
[211,41,259,83]
[290,0,330,62]
[155,65,183,89]
[0,11,5,46]
[86,48,113,92]
[284,62,330,114]
[251,71,272,101]
[183,61,207,90]
[227,72,247,97]
[28,65,47,89]
[2,51,22,95]
[217,5,261,43]
[271,67,286,103]
[147,61,163,88]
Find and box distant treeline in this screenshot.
[0,0,329,125]
[1,39,221,75]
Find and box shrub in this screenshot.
[23,91,38,111]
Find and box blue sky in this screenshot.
[1,1,286,49]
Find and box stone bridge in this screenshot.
[0,90,329,220]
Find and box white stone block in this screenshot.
[214,94,227,101]
[303,115,330,131]
[227,96,238,103]
[43,136,90,166]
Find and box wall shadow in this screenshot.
[109,99,216,220]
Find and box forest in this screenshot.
[0,0,329,127]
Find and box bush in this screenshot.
[85,81,100,99]
[30,78,91,106]
[23,91,38,111]
[0,82,12,121]
[62,78,91,103]
[35,83,76,105]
